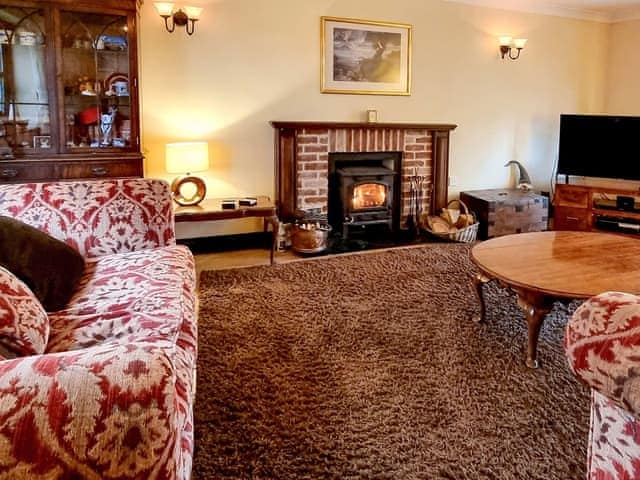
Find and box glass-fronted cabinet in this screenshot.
[0,0,142,183]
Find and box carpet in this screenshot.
[194,243,590,480]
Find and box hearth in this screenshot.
[329,152,401,238]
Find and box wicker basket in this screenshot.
[425,199,479,243]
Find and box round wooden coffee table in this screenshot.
[471,231,640,368]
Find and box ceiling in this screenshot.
[444,0,640,22]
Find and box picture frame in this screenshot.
[33,135,51,149]
[321,16,412,96]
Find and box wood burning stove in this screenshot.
[337,166,396,238]
[328,152,402,239]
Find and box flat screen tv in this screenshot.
[558,114,640,181]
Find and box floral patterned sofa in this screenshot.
[0,178,197,479]
[564,292,640,480]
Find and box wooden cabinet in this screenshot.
[553,183,640,234]
[0,0,142,183]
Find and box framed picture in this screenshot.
[33,135,51,149]
[321,16,411,96]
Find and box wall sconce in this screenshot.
[499,36,527,60]
[166,142,210,206]
[154,3,203,35]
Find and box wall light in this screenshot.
[154,3,203,35]
[499,36,527,60]
[166,142,210,206]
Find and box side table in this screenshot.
[460,189,548,240]
[173,196,279,264]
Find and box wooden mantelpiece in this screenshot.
[271,121,457,222]
[271,121,458,130]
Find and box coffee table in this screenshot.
[471,231,640,368]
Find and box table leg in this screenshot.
[265,215,279,265]
[472,272,491,323]
[515,290,554,369]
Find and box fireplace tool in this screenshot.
[408,169,427,233]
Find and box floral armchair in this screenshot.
[564,291,640,479]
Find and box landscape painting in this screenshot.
[321,17,411,95]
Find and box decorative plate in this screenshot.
[105,72,128,95]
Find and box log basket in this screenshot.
[425,199,479,243]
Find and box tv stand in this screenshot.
[554,183,640,234]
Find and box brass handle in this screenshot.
[0,169,18,178]
[566,216,580,221]
[91,166,108,176]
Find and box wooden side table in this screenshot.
[173,196,279,264]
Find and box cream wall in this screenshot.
[605,19,640,114]
[139,0,610,235]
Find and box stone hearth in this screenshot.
[272,121,457,225]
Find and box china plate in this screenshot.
[105,72,128,94]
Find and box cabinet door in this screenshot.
[59,11,135,152]
[0,6,54,156]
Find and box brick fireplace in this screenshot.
[272,121,457,227]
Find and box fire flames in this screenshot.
[352,183,386,209]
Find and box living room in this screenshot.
[0,0,640,479]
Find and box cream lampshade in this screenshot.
[165,141,209,206]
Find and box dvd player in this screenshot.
[595,215,640,233]
[594,198,640,213]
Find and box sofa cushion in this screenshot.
[47,244,195,353]
[0,265,49,356]
[0,179,176,258]
[0,215,85,311]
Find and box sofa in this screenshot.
[0,178,197,479]
[564,291,640,480]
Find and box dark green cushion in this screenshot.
[0,216,85,311]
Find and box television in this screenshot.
[558,114,640,181]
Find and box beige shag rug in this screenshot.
[194,243,589,480]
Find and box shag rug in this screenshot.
[194,243,590,480]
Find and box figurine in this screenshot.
[504,160,533,191]
[100,108,116,146]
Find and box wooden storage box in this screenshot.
[460,189,549,239]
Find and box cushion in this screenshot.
[0,265,49,356]
[0,216,85,311]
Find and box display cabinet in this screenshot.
[0,0,142,183]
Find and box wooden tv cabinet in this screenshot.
[554,183,640,232]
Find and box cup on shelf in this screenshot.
[113,81,129,96]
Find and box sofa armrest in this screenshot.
[564,291,640,419]
[0,342,182,479]
[0,178,176,258]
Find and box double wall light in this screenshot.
[499,36,527,60]
[154,3,203,35]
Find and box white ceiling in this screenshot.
[444,0,640,22]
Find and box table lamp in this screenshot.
[165,141,209,206]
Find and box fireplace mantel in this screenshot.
[271,121,457,131]
[271,121,457,222]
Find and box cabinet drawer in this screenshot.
[553,206,589,231]
[554,185,589,208]
[56,161,142,180]
[0,163,55,183]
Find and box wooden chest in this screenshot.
[460,189,549,239]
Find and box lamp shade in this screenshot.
[183,6,203,19]
[165,142,209,174]
[513,38,527,49]
[154,2,175,16]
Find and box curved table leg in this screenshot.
[472,272,492,323]
[515,290,554,369]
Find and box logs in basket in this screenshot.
[424,199,479,243]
